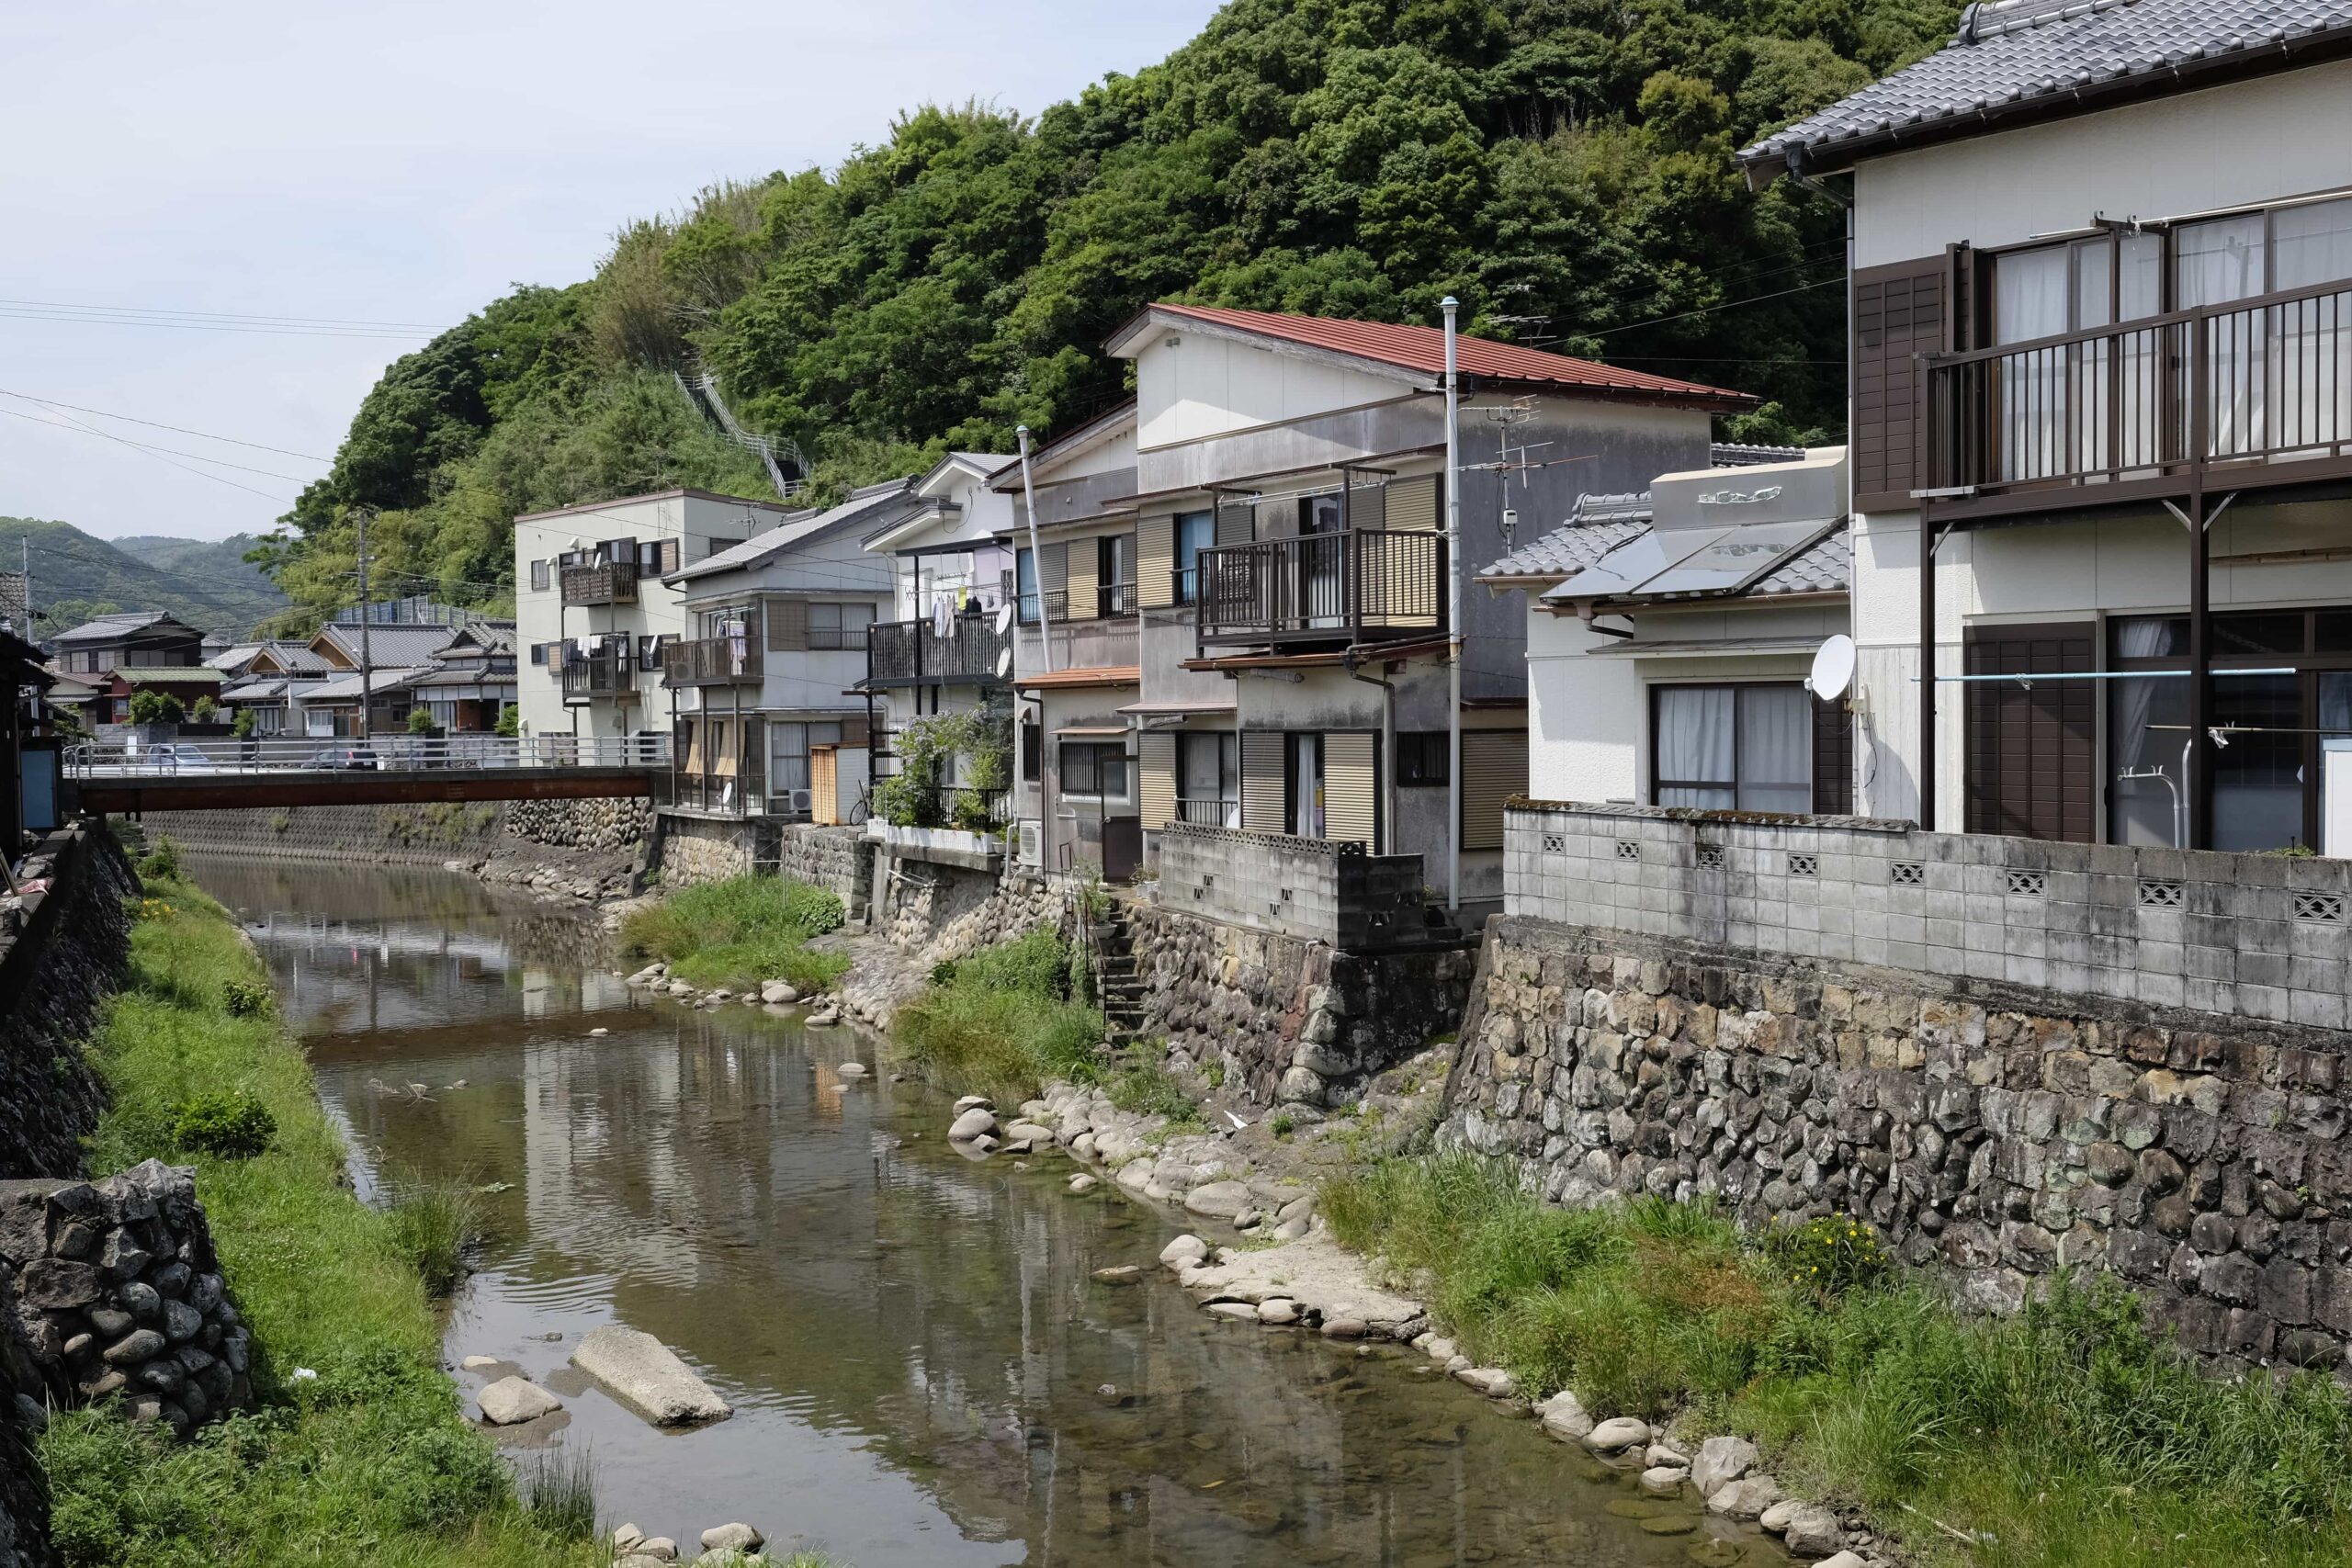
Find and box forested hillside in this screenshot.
[256,0,1955,627]
[0,518,287,641]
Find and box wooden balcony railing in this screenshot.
[865,616,1011,685]
[1924,276,2352,521]
[663,637,762,687]
[1196,527,1446,648]
[560,559,639,607]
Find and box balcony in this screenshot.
[1015,616,1138,676]
[663,637,763,688]
[560,649,637,705]
[1923,277,2352,525]
[1196,528,1446,649]
[865,615,1010,687]
[560,559,639,607]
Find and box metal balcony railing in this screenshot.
[865,616,1011,685]
[1174,795,1240,828]
[1924,277,2352,521]
[1196,527,1446,648]
[663,637,762,687]
[560,559,639,607]
[560,649,638,703]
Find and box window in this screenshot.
[639,635,664,672]
[1016,547,1040,626]
[808,602,875,650]
[1652,684,1813,815]
[1059,741,1127,798]
[1022,720,1041,782]
[529,643,547,666]
[1396,731,1449,785]
[1097,535,1134,616]
[1177,731,1238,826]
[529,559,549,592]
[1174,511,1214,604]
[1288,732,1324,837]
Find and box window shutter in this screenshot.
[1215,497,1254,547]
[767,598,808,651]
[1964,622,2094,842]
[1039,542,1069,621]
[1813,694,1855,815]
[1382,474,1438,532]
[1139,515,1176,608]
[1459,730,1526,852]
[1852,255,1955,512]
[841,711,870,748]
[1138,731,1176,829]
[1065,537,1099,621]
[1325,731,1377,849]
[1347,483,1386,533]
[1241,730,1284,831]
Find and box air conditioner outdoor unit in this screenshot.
[789,788,813,816]
[1016,819,1043,868]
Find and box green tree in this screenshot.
[128,690,184,725]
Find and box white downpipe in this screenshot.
[1442,297,1462,914]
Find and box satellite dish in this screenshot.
[994,603,1013,636]
[1807,634,1856,702]
[995,648,1013,678]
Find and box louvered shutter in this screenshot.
[1241,730,1284,831]
[1138,731,1176,829]
[767,598,808,651]
[1215,497,1254,547]
[1139,515,1176,608]
[1325,731,1376,849]
[1852,255,1956,512]
[1383,474,1438,531]
[1964,623,2094,842]
[1066,536,1099,621]
[1347,484,1385,532]
[1459,730,1526,852]
[841,711,870,748]
[1041,542,1069,622]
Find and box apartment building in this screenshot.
[514,489,797,741]
[999,304,1750,897]
[1742,0,2352,852]
[659,480,910,818]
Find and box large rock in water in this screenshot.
[571,1326,731,1426]
[1690,1434,1758,1497]
[476,1376,562,1426]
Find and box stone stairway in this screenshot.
[1089,900,1148,1047]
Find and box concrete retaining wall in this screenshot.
[148,804,505,865]
[1156,823,1425,950]
[1444,914,2352,1373]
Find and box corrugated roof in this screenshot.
[1741,0,2352,175]
[115,667,225,685]
[1133,304,1757,409]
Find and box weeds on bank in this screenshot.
[382,1177,487,1298]
[45,873,605,1568]
[1323,1152,2352,1568]
[894,926,1103,1100]
[619,874,849,993]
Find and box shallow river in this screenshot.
[191,856,1780,1568]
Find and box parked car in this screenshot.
[307,745,381,771]
[141,743,216,773]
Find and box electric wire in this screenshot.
[0,389,333,462]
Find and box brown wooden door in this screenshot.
[1964,622,2095,841]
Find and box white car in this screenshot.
[141,743,217,773]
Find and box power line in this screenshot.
[1589,276,1845,338]
[0,296,447,330]
[0,408,309,481]
[0,389,333,462]
[0,407,294,503]
[0,307,435,342]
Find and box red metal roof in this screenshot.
[1141,304,1756,409]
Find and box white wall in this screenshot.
[1855,58,2352,267]
[1134,333,1408,449]
[1527,611,1641,804]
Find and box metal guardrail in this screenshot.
[1197,527,1446,647]
[65,734,671,778]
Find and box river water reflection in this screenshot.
[190,856,1780,1568]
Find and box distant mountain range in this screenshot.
[0,517,288,645]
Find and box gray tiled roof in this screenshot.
[1483,490,1849,600]
[1752,527,1850,597]
[1740,0,2352,174]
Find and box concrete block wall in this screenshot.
[1155,822,1424,950]
[1507,801,2352,1036]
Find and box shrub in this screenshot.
[138,837,181,882]
[191,695,220,723]
[406,705,435,734]
[128,689,184,725]
[494,703,520,737]
[168,1089,276,1158]
[230,706,256,739]
[221,977,273,1018]
[1765,1213,1894,1296]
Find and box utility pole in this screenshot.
[19,537,29,638]
[1442,297,1463,915]
[355,507,375,741]
[1016,423,1054,879]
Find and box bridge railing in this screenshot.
[64,733,672,778]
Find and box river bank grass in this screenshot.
[620,874,850,993]
[892,927,1105,1101]
[38,871,604,1568]
[1324,1152,2352,1568]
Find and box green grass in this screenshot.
[40,873,605,1568]
[619,874,849,992]
[382,1177,486,1299]
[893,926,1103,1100]
[1323,1153,2352,1568]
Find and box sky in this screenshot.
[0,1,1221,544]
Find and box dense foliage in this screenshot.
[618,873,850,991]
[0,517,287,641]
[258,0,1958,626]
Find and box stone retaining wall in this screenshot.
[652,812,763,886]
[150,803,505,865]
[773,825,872,919]
[1443,915,2352,1373]
[0,824,136,1181]
[505,796,651,853]
[0,1161,253,1441]
[1131,907,1475,1108]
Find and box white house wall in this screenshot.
[1854,58,2352,267]
[1135,334,1408,448]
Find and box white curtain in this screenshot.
[1657,686,1735,809]
[2178,215,2268,456]
[1996,247,2070,480]
[2109,618,2182,846]
[1736,686,1814,814]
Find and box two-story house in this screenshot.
[514,489,797,743]
[50,612,219,725]
[1742,0,2352,853]
[660,479,910,818]
[1006,304,1751,899]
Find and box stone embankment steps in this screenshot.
[1088,906,1147,1045]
